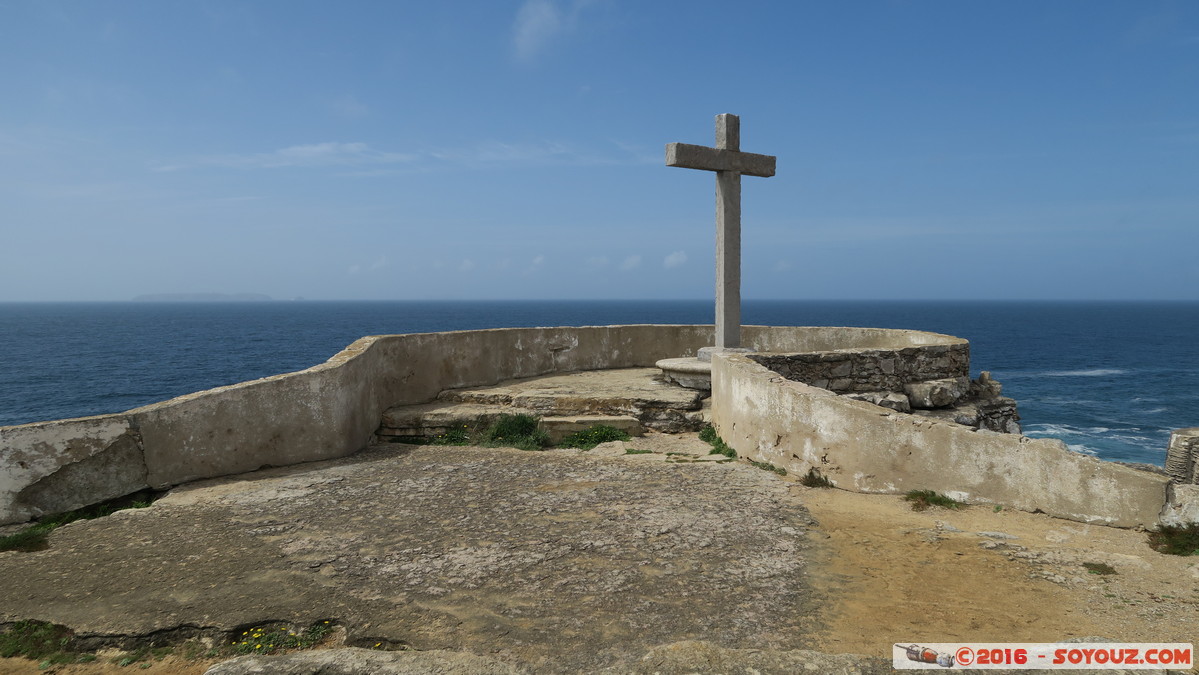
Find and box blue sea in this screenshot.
[2,300,1197,467]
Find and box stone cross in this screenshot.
[666,114,776,349]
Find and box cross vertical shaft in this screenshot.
[714,114,741,348]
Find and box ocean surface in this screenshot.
[2,300,1196,467]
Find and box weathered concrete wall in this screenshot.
[0,417,148,525]
[2,324,726,523]
[709,353,1170,528]
[3,323,1170,529]
[749,343,969,393]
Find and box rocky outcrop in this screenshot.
[1160,483,1199,527]
[904,376,970,408]
[908,373,1021,434]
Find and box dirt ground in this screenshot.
[803,487,1199,658]
[2,432,1196,674]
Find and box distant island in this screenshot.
[131,293,274,302]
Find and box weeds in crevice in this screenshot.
[749,460,787,476]
[800,469,834,488]
[229,620,335,656]
[559,425,631,450]
[699,425,736,459]
[481,414,549,451]
[1147,523,1199,556]
[0,490,158,553]
[903,490,963,512]
[625,448,654,455]
[395,414,550,451]
[0,620,78,665]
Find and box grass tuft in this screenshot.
[1147,523,1199,557]
[0,491,157,553]
[625,448,653,455]
[0,621,76,664]
[800,469,834,488]
[406,415,550,451]
[482,414,550,451]
[429,425,471,446]
[699,426,736,459]
[903,490,963,511]
[559,425,631,450]
[1083,561,1117,575]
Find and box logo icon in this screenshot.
[900,644,956,668]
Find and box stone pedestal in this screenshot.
[656,358,713,390]
[658,347,756,390]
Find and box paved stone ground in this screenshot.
[0,441,832,673]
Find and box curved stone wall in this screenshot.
[0,323,1060,527]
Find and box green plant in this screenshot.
[800,469,834,488]
[1147,523,1199,556]
[1083,562,1117,576]
[430,425,471,445]
[749,460,787,476]
[699,426,736,459]
[0,491,157,553]
[481,414,549,451]
[903,490,963,512]
[230,621,334,656]
[625,448,653,455]
[993,504,1003,512]
[0,621,77,664]
[559,424,631,450]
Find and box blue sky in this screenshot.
[1,1,1196,301]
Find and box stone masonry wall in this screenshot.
[748,344,969,394]
[1165,428,1199,484]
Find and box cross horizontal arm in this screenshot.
[665,143,776,178]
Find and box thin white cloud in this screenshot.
[430,140,578,166]
[773,260,792,273]
[459,259,476,272]
[512,0,595,63]
[587,255,609,268]
[663,251,687,269]
[513,0,563,62]
[348,264,361,276]
[619,254,641,271]
[158,137,645,174]
[159,142,416,171]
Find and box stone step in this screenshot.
[378,368,711,441]
[378,401,535,438]
[437,368,705,415]
[377,401,647,442]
